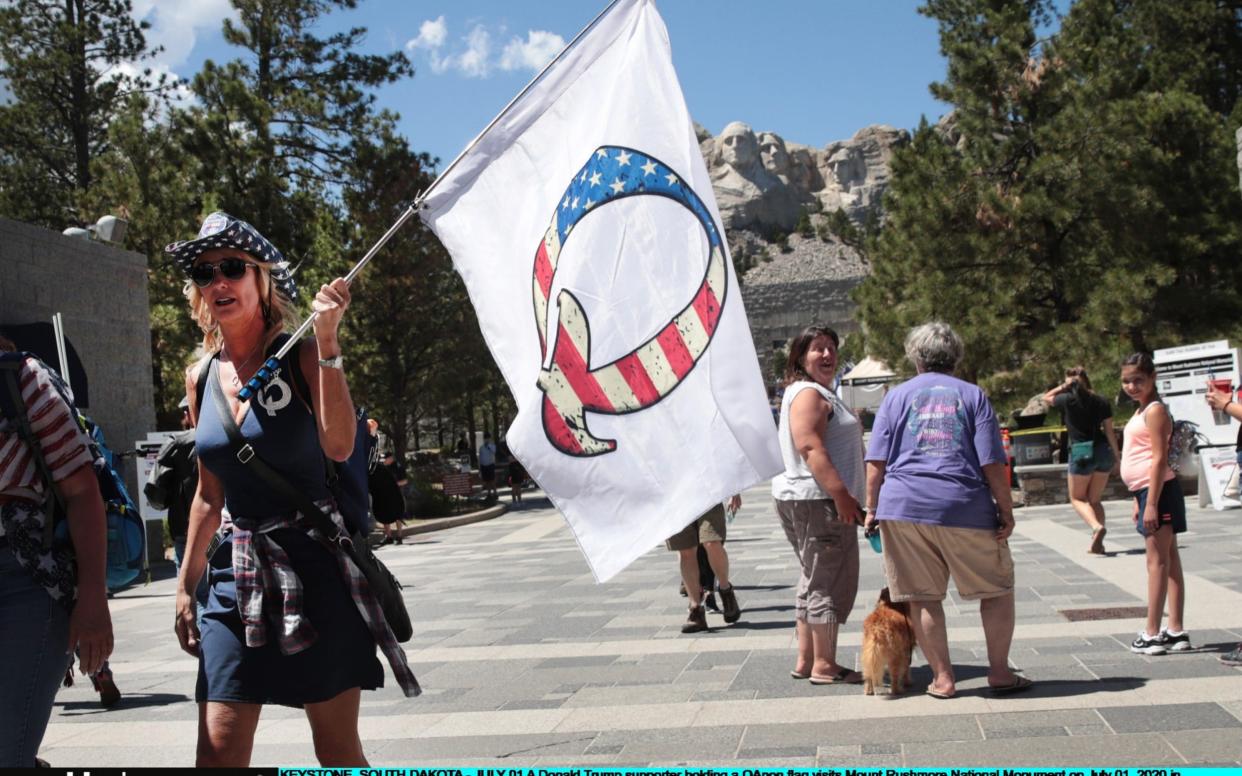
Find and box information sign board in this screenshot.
[1153,340,1240,446]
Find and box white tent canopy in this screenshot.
[840,357,895,386]
[839,357,896,415]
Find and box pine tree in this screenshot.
[178,0,413,268]
[855,0,1242,411]
[0,0,162,226]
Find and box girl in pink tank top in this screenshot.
[1119,353,1189,655]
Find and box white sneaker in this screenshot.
[1161,629,1192,651]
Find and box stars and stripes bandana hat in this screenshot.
[165,211,298,300]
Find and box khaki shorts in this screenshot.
[880,520,1014,602]
[666,504,727,551]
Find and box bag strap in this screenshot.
[205,359,346,544]
[0,357,65,549]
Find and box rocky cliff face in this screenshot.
[700,122,908,234]
[697,122,907,369]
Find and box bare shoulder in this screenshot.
[790,384,833,418]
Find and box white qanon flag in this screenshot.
[420,0,782,581]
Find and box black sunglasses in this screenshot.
[190,258,255,287]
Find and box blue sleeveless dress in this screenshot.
[194,342,383,706]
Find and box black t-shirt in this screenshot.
[1053,391,1112,444]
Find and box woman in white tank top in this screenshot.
[771,325,864,685]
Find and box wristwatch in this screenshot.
[318,354,344,369]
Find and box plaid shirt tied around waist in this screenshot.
[232,504,421,697]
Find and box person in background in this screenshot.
[772,324,864,685]
[864,322,1030,699]
[0,335,113,766]
[146,396,199,570]
[1205,380,1242,666]
[478,432,498,500]
[506,456,527,505]
[1119,353,1190,655]
[1043,367,1119,554]
[666,496,743,633]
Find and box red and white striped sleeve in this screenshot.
[19,357,94,483]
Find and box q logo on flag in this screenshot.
[532,146,727,457]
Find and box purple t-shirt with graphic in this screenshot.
[865,372,1006,529]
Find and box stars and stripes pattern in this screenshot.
[166,211,298,300]
[532,146,727,457]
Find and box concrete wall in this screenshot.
[740,275,863,375]
[0,217,156,500]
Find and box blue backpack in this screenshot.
[0,352,147,590]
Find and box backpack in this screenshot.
[0,352,147,591]
[195,334,376,534]
[1167,416,1204,474]
[143,429,197,537]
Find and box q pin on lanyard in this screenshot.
[236,204,421,402]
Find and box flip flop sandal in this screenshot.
[809,668,863,685]
[925,687,955,699]
[989,675,1034,696]
[790,670,810,680]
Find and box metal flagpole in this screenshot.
[240,0,627,402]
[412,0,626,210]
[237,204,420,401]
[51,312,71,392]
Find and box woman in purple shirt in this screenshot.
[862,322,1033,699]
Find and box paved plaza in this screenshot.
[37,483,1242,767]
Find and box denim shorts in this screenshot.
[1068,439,1114,476]
[1133,477,1187,537]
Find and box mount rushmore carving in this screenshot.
[699,121,908,235]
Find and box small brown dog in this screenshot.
[861,587,915,696]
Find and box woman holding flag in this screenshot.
[169,212,417,767]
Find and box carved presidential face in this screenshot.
[720,122,759,169]
[758,132,789,175]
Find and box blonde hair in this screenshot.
[184,256,301,354]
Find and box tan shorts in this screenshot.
[880,520,1014,602]
[666,504,727,551]
[775,498,860,625]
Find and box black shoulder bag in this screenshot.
[206,359,412,642]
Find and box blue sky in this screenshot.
[134,1,953,169]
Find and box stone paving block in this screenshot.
[984,725,1068,739]
[1162,729,1242,764]
[562,683,696,707]
[536,655,621,668]
[686,650,753,669]
[743,714,981,748]
[738,746,819,759]
[815,744,901,767]
[978,708,1103,730]
[378,732,597,760]
[1099,702,1242,733]
[1089,658,1242,681]
[587,724,745,759]
[904,731,1183,765]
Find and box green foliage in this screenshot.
[774,232,791,253]
[855,0,1242,412]
[795,208,815,238]
[825,208,863,249]
[0,0,163,226]
[177,0,413,265]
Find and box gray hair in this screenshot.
[904,321,964,374]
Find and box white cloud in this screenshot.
[406,16,447,52]
[499,30,565,72]
[132,0,236,69]
[405,18,563,79]
[455,26,492,78]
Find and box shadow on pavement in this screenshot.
[56,692,190,715]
